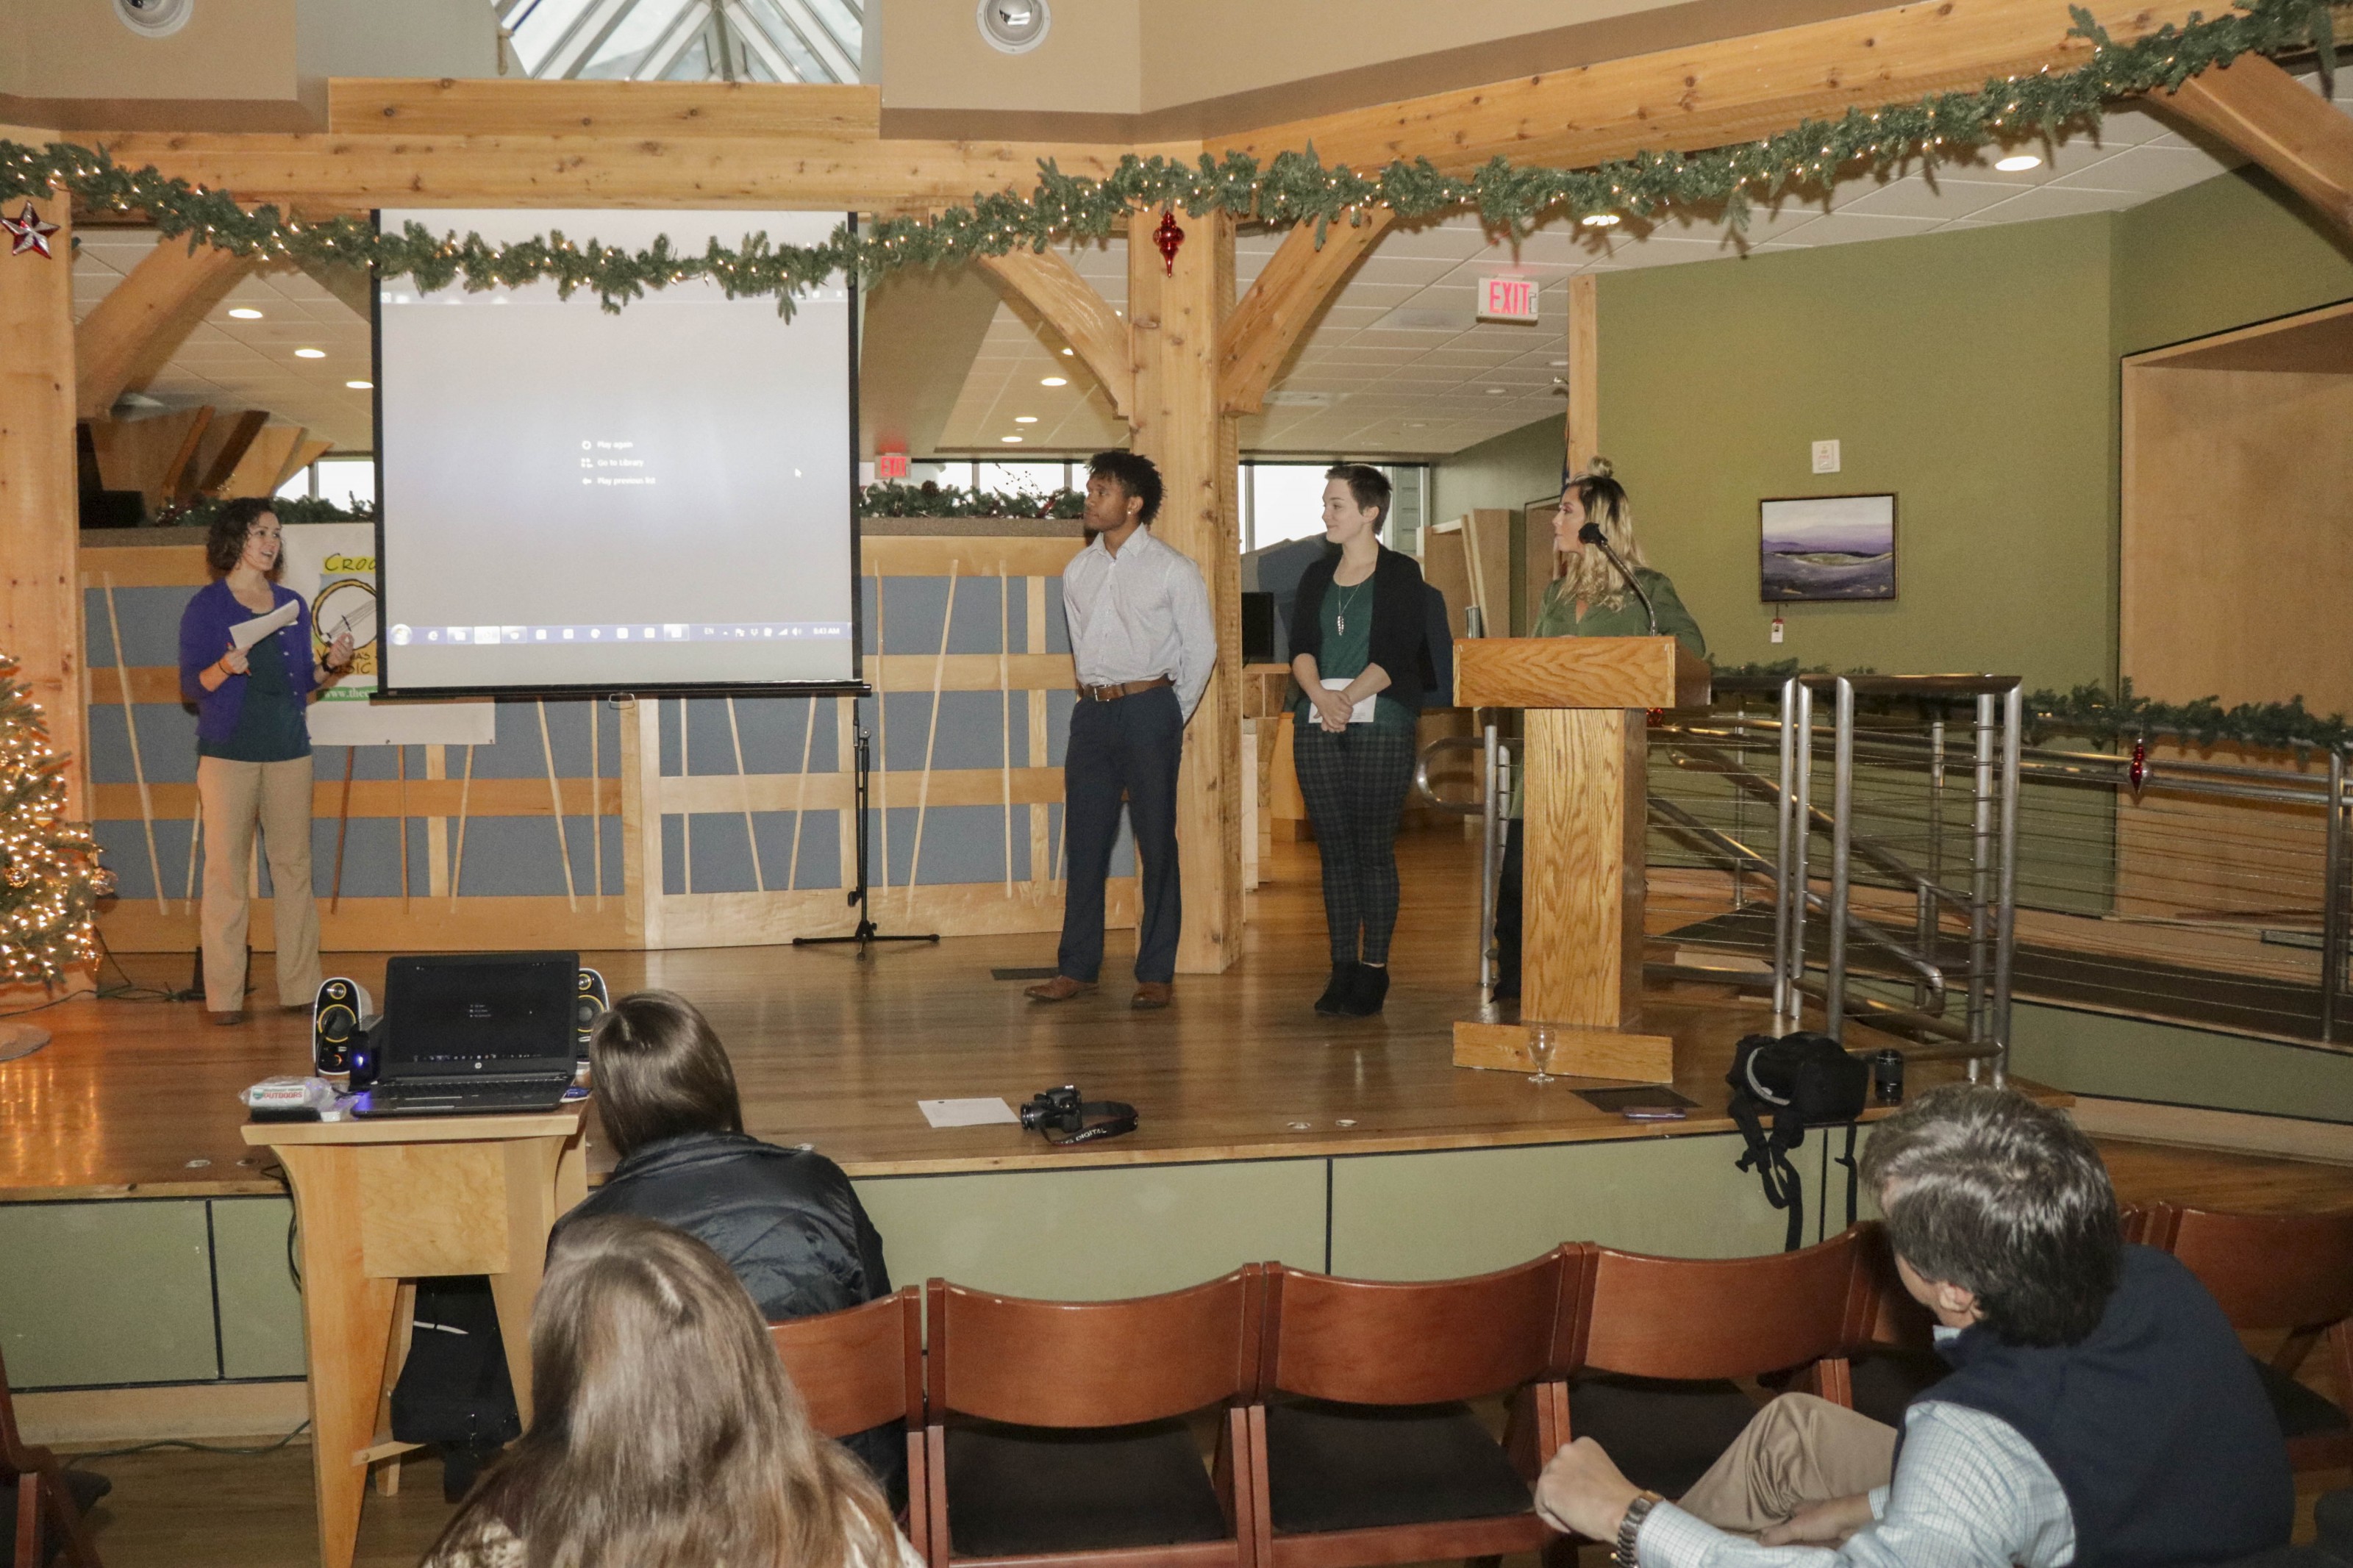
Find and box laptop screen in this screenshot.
[383,953,577,1070]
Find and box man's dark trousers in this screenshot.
[1057,684,1183,985]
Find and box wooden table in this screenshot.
[241,1107,587,1568]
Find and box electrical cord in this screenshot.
[63,1420,311,1466]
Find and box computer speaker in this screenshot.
[312,977,374,1075]
[576,967,609,1063]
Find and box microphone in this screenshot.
[1577,520,1659,635]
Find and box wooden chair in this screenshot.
[1563,1229,1873,1499]
[0,1347,105,1568]
[770,1288,929,1558]
[2146,1203,2353,1472]
[923,1268,1263,1568]
[1246,1250,1571,1568]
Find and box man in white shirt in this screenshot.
[1026,451,1215,1010]
[1535,1084,2291,1567]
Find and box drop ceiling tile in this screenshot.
[2043,143,2237,194]
[1965,184,2145,221]
[1833,176,2029,220]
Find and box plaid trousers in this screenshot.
[1293,720,1418,965]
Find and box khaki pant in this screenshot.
[1675,1394,1899,1533]
[199,754,322,1014]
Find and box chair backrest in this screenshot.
[1569,1228,1871,1381]
[1260,1250,1569,1406]
[2148,1203,2353,1332]
[926,1267,1262,1430]
[769,1287,924,1441]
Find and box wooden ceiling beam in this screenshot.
[328,79,882,140]
[82,132,1203,213]
[1217,210,1392,416]
[74,235,254,420]
[2152,56,2353,240]
[1213,0,2206,175]
[974,246,1135,420]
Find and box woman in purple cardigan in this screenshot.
[178,498,353,1024]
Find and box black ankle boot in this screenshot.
[1314,966,1353,1015]
[1338,963,1390,1017]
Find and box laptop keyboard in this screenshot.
[361,1076,572,1115]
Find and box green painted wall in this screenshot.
[2112,166,2353,356]
[1429,417,1561,635]
[2010,1001,2353,1124]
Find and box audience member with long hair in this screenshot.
[423,1215,916,1568]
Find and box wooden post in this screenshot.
[0,165,83,820]
[1128,207,1242,975]
[1564,273,1599,474]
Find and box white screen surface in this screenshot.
[376,209,856,692]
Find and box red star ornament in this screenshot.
[4,201,60,259]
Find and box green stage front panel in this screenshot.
[0,1200,217,1388]
[208,1197,308,1380]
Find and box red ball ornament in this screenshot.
[1153,210,1185,275]
[2128,735,2149,796]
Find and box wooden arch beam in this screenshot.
[974,246,1135,420]
[2154,55,2353,240]
[1217,211,1392,416]
[76,237,254,420]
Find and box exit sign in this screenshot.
[876,451,910,480]
[1478,276,1540,323]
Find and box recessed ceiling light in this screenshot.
[1000,434,1024,443]
[1548,359,1569,368]
[1484,387,1508,395]
[1014,415,1038,423]
[1060,347,1075,357]
[346,379,374,390]
[1040,376,1068,387]
[226,307,263,320]
[1580,213,1622,229]
[1995,154,2043,172]
[293,347,326,359]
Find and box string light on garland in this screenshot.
[0,652,110,988]
[0,0,2337,313]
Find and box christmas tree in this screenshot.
[0,651,109,987]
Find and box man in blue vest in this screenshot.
[1538,1084,2292,1566]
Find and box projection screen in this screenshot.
[374,208,857,695]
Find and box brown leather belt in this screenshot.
[1075,676,1174,703]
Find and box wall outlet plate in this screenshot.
[1811,439,1841,474]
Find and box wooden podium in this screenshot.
[1452,636,1711,1082]
[243,1107,588,1568]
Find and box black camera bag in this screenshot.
[1726,1031,1871,1251]
[389,1276,523,1457]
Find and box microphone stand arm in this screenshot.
[1579,521,1659,635]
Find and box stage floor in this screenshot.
[3,832,1968,1202]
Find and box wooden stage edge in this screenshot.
[0,837,2043,1203]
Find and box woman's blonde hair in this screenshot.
[426,1215,896,1568]
[1552,455,1652,611]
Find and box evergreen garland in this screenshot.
[0,654,109,988]
[859,482,1085,519]
[0,0,2338,315]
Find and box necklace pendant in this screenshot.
[1336,612,1346,634]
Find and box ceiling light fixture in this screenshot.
[1483,387,1508,395]
[1580,213,1622,229]
[1060,347,1075,357]
[1000,434,1024,443]
[293,347,326,359]
[1014,415,1038,423]
[977,0,1050,54]
[227,307,263,320]
[1548,359,1568,368]
[1995,154,2043,172]
[346,379,374,390]
[1040,376,1068,387]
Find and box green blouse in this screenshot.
[1294,573,1418,734]
[1510,568,1705,817]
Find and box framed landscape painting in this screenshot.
[1760,493,1897,602]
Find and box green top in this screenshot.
[1295,573,1418,734]
[1510,568,1705,817]
[199,627,312,764]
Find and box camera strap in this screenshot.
[1040,1099,1139,1145]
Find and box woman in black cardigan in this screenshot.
[1288,465,1435,1017]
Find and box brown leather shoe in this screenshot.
[208,1010,246,1026]
[1131,982,1173,1011]
[1024,975,1096,1003]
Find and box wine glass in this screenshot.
[1527,1021,1558,1086]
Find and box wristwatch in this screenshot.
[1614,1491,1664,1567]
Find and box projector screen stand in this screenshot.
[793,723,940,956]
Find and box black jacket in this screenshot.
[1288,545,1438,713]
[558,1131,901,1497]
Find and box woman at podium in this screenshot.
[1288,465,1437,1018]
[177,498,352,1024]
[1493,459,1705,1000]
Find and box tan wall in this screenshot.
[879,0,1141,114]
[0,0,298,106]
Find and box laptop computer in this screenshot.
[351,952,579,1118]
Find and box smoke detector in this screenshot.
[115,0,193,37]
[976,0,1049,54]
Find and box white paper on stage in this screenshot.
[918,1098,1020,1128]
[279,523,495,746]
[229,599,299,651]
[1320,676,1377,725]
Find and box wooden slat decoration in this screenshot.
[96,658,1071,704]
[660,766,1062,816]
[862,536,1082,578]
[91,778,621,820]
[78,548,211,590]
[328,79,884,140]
